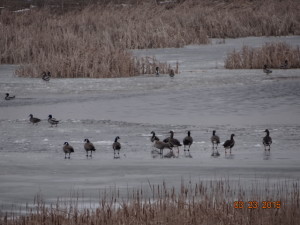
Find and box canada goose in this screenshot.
[163,131,182,154]
[155,66,159,76]
[29,114,41,125]
[48,114,59,127]
[42,71,51,81]
[211,130,220,150]
[150,131,160,142]
[263,64,272,74]
[5,93,15,100]
[112,136,121,158]
[263,129,272,151]
[169,69,175,77]
[280,60,289,69]
[223,134,235,154]
[84,139,96,157]
[153,140,173,156]
[183,131,193,151]
[63,142,74,159]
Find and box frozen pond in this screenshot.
[0,36,300,212]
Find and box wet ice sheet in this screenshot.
[0,36,300,212]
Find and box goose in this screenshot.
[211,130,220,150]
[280,60,289,69]
[63,142,74,159]
[169,69,175,77]
[112,136,121,158]
[48,114,59,127]
[163,131,182,154]
[263,64,272,74]
[84,139,96,157]
[42,71,51,81]
[29,114,41,125]
[150,131,160,142]
[223,134,235,154]
[153,140,173,156]
[183,131,193,151]
[155,66,160,76]
[263,129,272,151]
[5,93,15,100]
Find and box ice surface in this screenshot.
[0,36,300,212]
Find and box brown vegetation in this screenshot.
[1,180,299,225]
[0,0,300,78]
[225,42,300,69]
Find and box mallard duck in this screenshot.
[48,114,59,127]
[29,114,41,125]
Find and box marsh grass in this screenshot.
[1,180,299,225]
[225,42,300,69]
[0,0,300,78]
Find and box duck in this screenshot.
[48,114,59,127]
[183,131,193,151]
[5,93,15,100]
[112,136,121,158]
[263,64,272,74]
[150,131,160,142]
[263,129,272,151]
[63,142,74,159]
[155,66,160,76]
[169,69,175,77]
[280,60,289,69]
[42,71,51,81]
[211,130,220,150]
[163,131,182,154]
[29,114,41,125]
[84,139,96,157]
[223,134,235,154]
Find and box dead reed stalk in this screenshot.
[1,180,299,225]
[225,42,300,69]
[0,0,299,78]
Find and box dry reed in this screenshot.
[225,42,300,69]
[0,0,300,78]
[1,180,299,225]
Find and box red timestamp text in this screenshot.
[234,201,281,209]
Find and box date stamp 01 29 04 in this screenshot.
[234,201,281,209]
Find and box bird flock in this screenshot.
[24,114,273,159]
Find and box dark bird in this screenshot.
[5,93,15,100]
[29,114,41,125]
[223,134,235,154]
[42,71,51,81]
[183,131,193,151]
[150,131,160,142]
[263,129,272,151]
[84,139,96,157]
[155,66,160,76]
[63,142,74,159]
[169,69,175,77]
[163,131,182,155]
[263,64,272,74]
[112,136,121,158]
[48,114,59,127]
[153,140,173,156]
[211,130,220,150]
[280,60,289,69]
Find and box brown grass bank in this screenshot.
[225,42,300,69]
[1,180,299,225]
[0,0,300,78]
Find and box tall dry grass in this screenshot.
[0,0,300,78]
[1,180,299,225]
[225,42,300,69]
